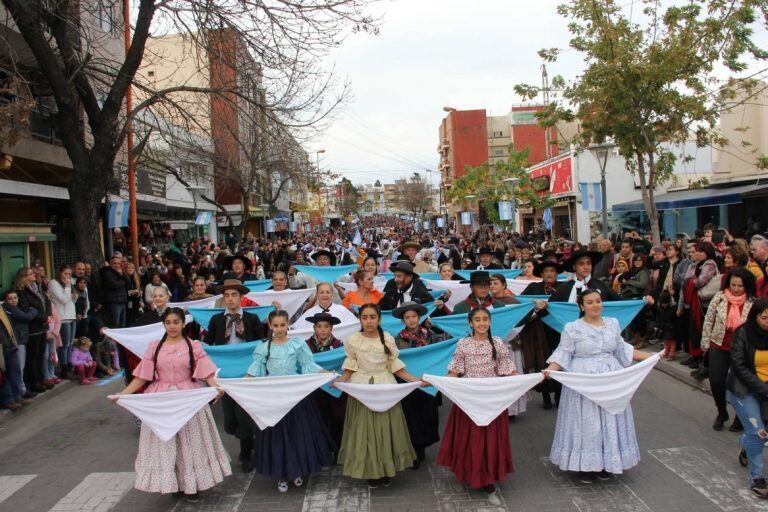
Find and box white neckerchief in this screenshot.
[423,373,542,426]
[548,352,661,414]
[111,387,218,442]
[217,373,336,429]
[334,381,421,412]
[567,274,592,304]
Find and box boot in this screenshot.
[730,416,744,432]
[713,411,729,431]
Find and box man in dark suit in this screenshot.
[549,250,623,303]
[379,261,433,310]
[203,279,265,472]
[466,246,503,270]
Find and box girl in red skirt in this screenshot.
[435,307,516,494]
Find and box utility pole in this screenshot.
[541,64,551,161]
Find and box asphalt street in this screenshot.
[0,368,764,512]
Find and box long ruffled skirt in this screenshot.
[436,405,514,488]
[252,396,337,480]
[338,397,416,479]
[135,406,231,494]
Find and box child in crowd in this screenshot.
[336,303,423,489]
[73,277,89,338]
[93,339,120,377]
[71,337,97,384]
[436,307,516,495]
[247,310,336,493]
[656,290,677,360]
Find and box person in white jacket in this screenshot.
[47,265,77,378]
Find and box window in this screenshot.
[96,0,116,33]
[147,70,155,77]
[492,130,504,138]
[494,149,504,156]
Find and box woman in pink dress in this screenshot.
[112,308,231,503]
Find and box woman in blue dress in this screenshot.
[247,310,336,493]
[543,288,658,483]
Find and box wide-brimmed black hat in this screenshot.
[460,270,491,285]
[390,261,416,276]
[215,278,250,295]
[305,312,341,325]
[311,249,337,266]
[562,250,602,272]
[397,241,421,253]
[392,301,428,319]
[477,246,493,256]
[533,260,563,277]
[223,254,253,271]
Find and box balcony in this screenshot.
[1,97,63,146]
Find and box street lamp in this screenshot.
[185,185,206,240]
[502,177,520,233]
[315,149,325,180]
[259,202,269,238]
[443,106,457,112]
[588,142,615,238]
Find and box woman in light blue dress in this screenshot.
[247,310,336,493]
[544,288,657,483]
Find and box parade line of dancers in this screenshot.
[108,265,661,502]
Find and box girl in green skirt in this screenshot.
[334,303,425,488]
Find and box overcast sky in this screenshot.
[310,0,589,187]
[311,0,768,188]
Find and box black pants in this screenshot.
[24,332,46,386]
[709,347,731,416]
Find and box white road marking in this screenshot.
[0,475,36,504]
[540,457,652,512]
[48,472,135,512]
[427,463,507,511]
[170,472,254,512]
[301,466,370,512]
[649,447,766,511]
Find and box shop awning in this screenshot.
[611,184,767,212]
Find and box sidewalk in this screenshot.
[643,345,711,395]
[0,372,123,425]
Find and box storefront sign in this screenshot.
[498,201,514,221]
[460,212,472,225]
[170,223,188,230]
[118,165,167,199]
[528,155,573,197]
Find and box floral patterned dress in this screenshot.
[435,336,516,488]
[547,317,641,473]
[132,340,231,494]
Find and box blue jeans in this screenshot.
[108,303,126,328]
[728,390,766,484]
[42,339,55,380]
[57,321,75,367]
[16,345,26,395]
[0,347,23,405]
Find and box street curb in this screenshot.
[642,347,711,395]
[0,380,75,426]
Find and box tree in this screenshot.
[399,172,432,218]
[515,0,768,244]
[447,148,554,225]
[0,0,376,267]
[338,177,359,216]
[374,179,382,187]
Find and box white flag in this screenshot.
[103,315,193,358]
[424,373,542,426]
[217,373,336,429]
[246,288,314,318]
[548,352,660,414]
[334,381,421,412]
[110,387,218,442]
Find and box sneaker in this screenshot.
[739,448,748,467]
[482,484,497,495]
[380,476,391,487]
[367,479,380,489]
[184,493,200,503]
[16,399,32,406]
[293,477,303,487]
[595,470,612,481]
[577,472,597,484]
[751,478,768,499]
[277,481,289,493]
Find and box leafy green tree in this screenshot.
[447,148,554,226]
[515,0,768,244]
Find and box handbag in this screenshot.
[698,273,721,301]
